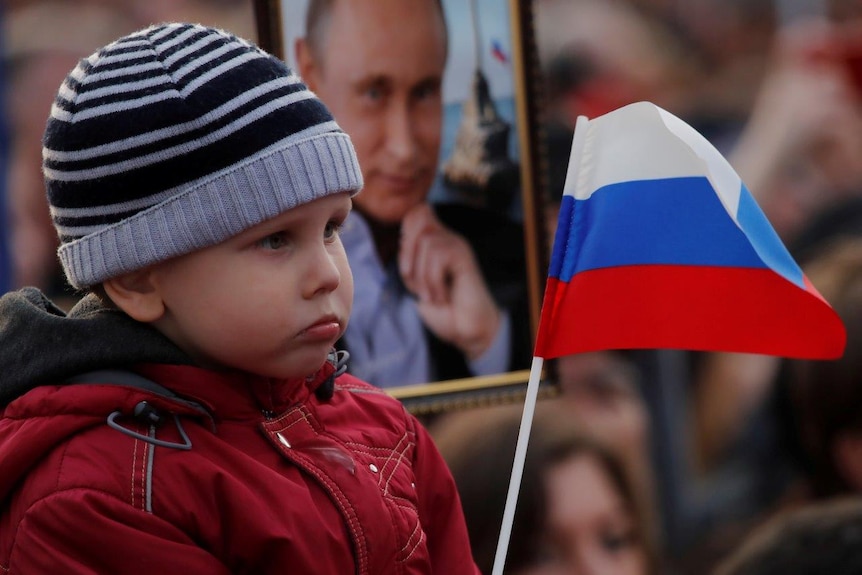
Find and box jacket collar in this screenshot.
[133,361,337,421]
[0,288,191,404]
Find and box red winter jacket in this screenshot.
[0,290,480,574]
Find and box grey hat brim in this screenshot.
[58,129,362,289]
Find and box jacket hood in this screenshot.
[0,289,345,513]
[0,287,192,404]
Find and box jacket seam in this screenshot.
[398,517,423,560]
[288,449,370,575]
[131,434,141,508]
[334,384,387,395]
[129,424,152,512]
[381,433,411,495]
[54,437,73,494]
[267,405,316,431]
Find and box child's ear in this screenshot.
[103,268,166,323]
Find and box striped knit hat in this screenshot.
[43,23,363,289]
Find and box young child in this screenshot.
[0,23,478,574]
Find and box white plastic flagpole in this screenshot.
[491,355,544,575]
[492,114,590,575]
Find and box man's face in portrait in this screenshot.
[298,0,448,225]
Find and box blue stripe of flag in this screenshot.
[549,177,805,288]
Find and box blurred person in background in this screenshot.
[672,0,777,144]
[431,401,661,575]
[534,0,705,125]
[3,0,254,298]
[4,2,134,296]
[536,1,862,564]
[714,497,862,575]
[551,350,660,555]
[782,236,862,502]
[673,215,862,574]
[690,13,862,514]
[726,18,862,243]
[535,0,707,202]
[679,18,862,557]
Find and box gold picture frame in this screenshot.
[253,0,554,414]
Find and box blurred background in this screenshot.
[4,0,862,573]
[1,0,256,299]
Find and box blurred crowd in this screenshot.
[1,0,256,300]
[531,0,862,572]
[5,0,862,573]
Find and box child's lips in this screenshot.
[300,316,341,341]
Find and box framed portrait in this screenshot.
[253,0,555,415]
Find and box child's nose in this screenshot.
[304,249,341,298]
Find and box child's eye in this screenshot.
[324,221,343,242]
[258,232,290,250]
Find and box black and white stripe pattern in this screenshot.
[44,23,362,289]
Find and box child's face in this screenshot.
[148,192,354,380]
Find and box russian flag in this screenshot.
[491,39,509,64]
[534,102,845,360]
